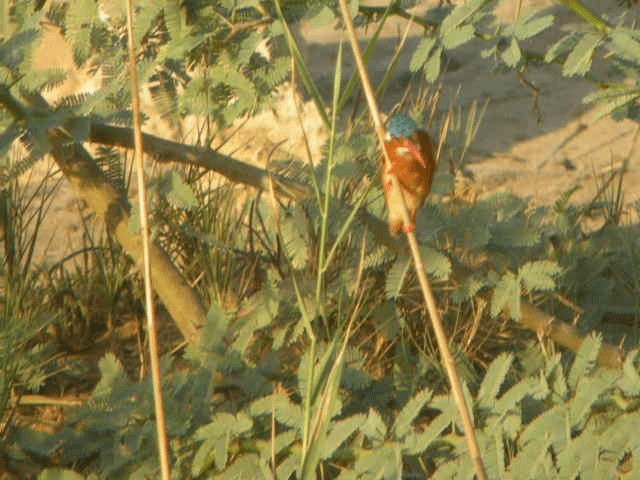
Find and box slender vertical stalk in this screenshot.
[273,0,331,130]
[336,1,487,478]
[124,1,171,478]
[289,269,317,471]
[315,43,343,314]
[555,0,610,33]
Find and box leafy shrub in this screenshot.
[1,0,639,478]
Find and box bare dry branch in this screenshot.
[0,87,206,345]
[88,122,312,200]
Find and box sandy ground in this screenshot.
[26,0,640,262]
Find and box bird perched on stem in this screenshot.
[382,114,436,234]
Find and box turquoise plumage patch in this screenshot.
[388,114,418,139]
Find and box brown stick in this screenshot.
[50,137,205,345]
[0,86,206,345]
[519,301,623,369]
[88,121,311,200]
[125,0,171,475]
[337,1,488,478]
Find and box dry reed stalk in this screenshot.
[124,0,171,477]
[337,1,487,478]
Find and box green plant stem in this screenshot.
[291,63,323,205]
[289,269,316,470]
[337,1,488,479]
[337,3,394,113]
[273,0,331,130]
[555,0,610,33]
[299,338,316,473]
[373,15,414,101]
[315,43,343,315]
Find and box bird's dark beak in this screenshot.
[406,142,427,169]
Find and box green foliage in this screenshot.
[52,333,636,479]
[1,0,640,478]
[426,340,640,479]
[38,469,86,480]
[562,32,603,77]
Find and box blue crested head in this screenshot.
[388,114,418,139]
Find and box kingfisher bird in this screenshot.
[382,114,436,234]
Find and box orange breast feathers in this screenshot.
[381,129,436,234]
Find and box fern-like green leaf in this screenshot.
[545,354,569,400]
[601,413,640,462]
[37,469,85,480]
[491,271,520,320]
[236,288,278,333]
[280,205,309,269]
[276,451,299,480]
[442,24,475,50]
[249,393,303,428]
[403,412,451,456]
[321,414,366,460]
[441,0,489,34]
[562,32,602,77]
[214,454,265,479]
[502,37,521,67]
[354,443,402,479]
[18,68,67,92]
[256,429,297,464]
[494,376,548,417]
[424,46,443,83]
[65,0,97,65]
[447,203,492,249]
[133,3,163,45]
[609,28,640,63]
[0,123,20,159]
[513,11,554,41]
[520,404,568,451]
[192,437,218,477]
[545,33,578,63]
[385,256,411,299]
[410,37,437,72]
[93,353,126,399]
[452,275,486,304]
[490,215,540,247]
[195,412,253,441]
[508,434,552,480]
[256,56,291,90]
[361,408,387,443]
[421,246,451,279]
[518,260,561,292]
[619,350,640,396]
[556,429,601,479]
[392,388,433,438]
[569,370,618,430]
[158,171,197,209]
[0,28,39,71]
[567,332,602,391]
[342,366,372,391]
[364,245,392,269]
[477,353,513,410]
